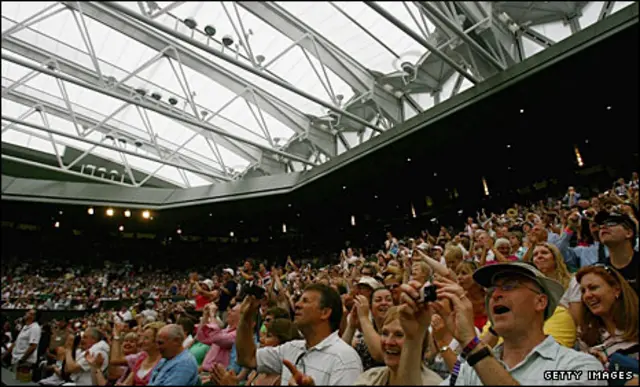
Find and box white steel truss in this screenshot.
[1,1,632,187]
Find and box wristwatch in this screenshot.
[467,346,492,367]
[438,345,451,354]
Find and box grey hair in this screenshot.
[85,327,103,342]
[161,324,185,342]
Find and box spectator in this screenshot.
[354,305,442,385]
[5,309,41,369]
[595,210,639,294]
[393,262,606,385]
[576,265,639,370]
[64,327,109,386]
[236,284,363,385]
[148,324,199,386]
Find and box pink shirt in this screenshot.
[197,321,236,371]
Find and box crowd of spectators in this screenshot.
[1,173,639,385]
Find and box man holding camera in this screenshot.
[393,263,605,385]
[236,284,362,385]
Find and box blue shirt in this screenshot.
[228,333,259,374]
[148,349,199,386]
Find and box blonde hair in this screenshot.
[529,243,571,289]
[411,261,432,280]
[576,265,639,347]
[444,246,463,262]
[383,306,429,357]
[142,321,166,341]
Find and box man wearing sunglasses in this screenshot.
[595,210,639,295]
[393,262,605,385]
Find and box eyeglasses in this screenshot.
[488,279,542,295]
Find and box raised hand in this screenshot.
[433,276,476,345]
[398,280,434,340]
[353,295,370,321]
[211,363,239,385]
[283,359,315,386]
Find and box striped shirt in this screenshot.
[256,331,363,385]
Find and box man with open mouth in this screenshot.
[392,262,607,385]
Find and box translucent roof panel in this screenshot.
[1,1,630,189]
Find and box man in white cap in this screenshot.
[393,262,605,385]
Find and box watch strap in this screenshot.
[467,346,492,367]
[461,336,480,359]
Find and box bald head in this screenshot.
[156,324,185,360]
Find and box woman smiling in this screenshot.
[353,306,442,385]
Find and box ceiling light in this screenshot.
[209,213,213,217]
[433,172,438,177]
[585,139,589,144]
[482,177,490,196]
[374,195,378,199]
[606,106,612,110]
[282,223,287,233]
[256,54,265,64]
[351,215,356,226]
[142,210,150,219]
[411,203,417,218]
[150,217,154,220]
[87,207,94,215]
[134,141,143,147]
[574,145,584,167]
[288,203,292,208]
[506,144,511,148]
[430,218,437,223]
[458,209,464,215]
[106,208,114,217]
[124,210,131,218]
[222,35,234,47]
[204,25,216,36]
[230,231,234,237]
[519,108,524,113]
[407,157,411,162]
[59,211,63,215]
[119,225,124,232]
[342,185,347,190]
[168,97,178,106]
[54,221,60,228]
[184,17,197,29]
[177,228,182,234]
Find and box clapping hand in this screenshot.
[353,295,370,321]
[210,363,239,385]
[283,359,315,386]
[84,351,104,370]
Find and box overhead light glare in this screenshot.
[106,208,114,217]
[142,210,150,219]
[482,177,490,196]
[351,215,356,226]
[282,223,287,233]
[54,221,60,228]
[87,208,94,215]
[574,145,584,167]
[118,225,124,232]
[124,210,131,218]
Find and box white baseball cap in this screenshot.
[223,268,234,276]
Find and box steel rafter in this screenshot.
[365,2,480,85]
[97,2,386,135]
[1,115,230,184]
[2,83,227,183]
[237,1,402,123]
[1,35,282,174]
[1,53,317,168]
[61,1,338,159]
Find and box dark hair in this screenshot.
[177,317,195,336]
[266,307,290,321]
[303,284,343,332]
[267,318,301,344]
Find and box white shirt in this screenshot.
[12,322,41,364]
[71,340,110,386]
[256,331,362,385]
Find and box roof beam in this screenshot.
[1,34,260,170]
[2,52,318,168]
[63,2,338,157]
[1,114,231,183]
[237,1,402,123]
[1,85,227,182]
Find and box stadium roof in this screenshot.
[1,1,636,189]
